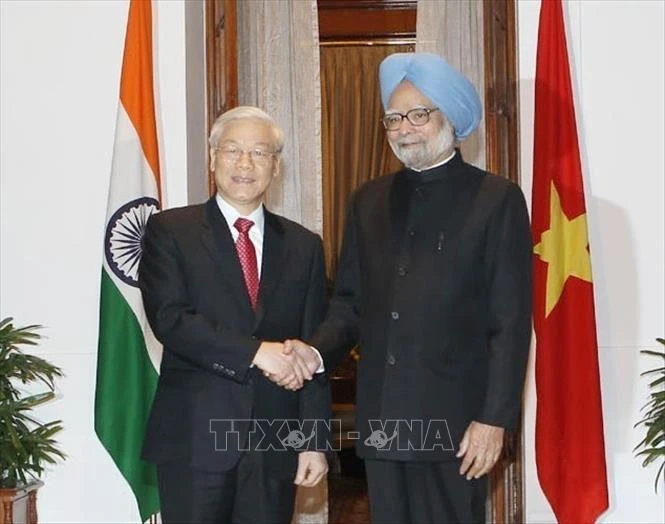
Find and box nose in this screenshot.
[395,116,415,135]
[236,150,254,168]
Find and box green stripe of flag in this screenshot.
[95,269,159,521]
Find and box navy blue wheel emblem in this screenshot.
[104,197,159,287]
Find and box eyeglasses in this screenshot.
[215,145,277,165]
[381,107,440,131]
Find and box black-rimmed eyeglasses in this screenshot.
[381,107,440,131]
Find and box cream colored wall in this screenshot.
[2,0,663,522]
[0,1,193,521]
[518,1,665,522]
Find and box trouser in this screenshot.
[157,450,296,524]
[365,459,487,523]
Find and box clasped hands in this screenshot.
[252,339,320,391]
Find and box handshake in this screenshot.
[252,339,322,391]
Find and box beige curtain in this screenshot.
[237,0,323,236]
[236,2,326,522]
[416,0,486,169]
[320,44,408,277]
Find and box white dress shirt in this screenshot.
[216,194,265,277]
[215,194,325,372]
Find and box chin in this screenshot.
[399,152,429,169]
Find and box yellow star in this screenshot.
[534,181,593,317]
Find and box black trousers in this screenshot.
[365,459,487,524]
[157,451,296,524]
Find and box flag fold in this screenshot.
[94,0,162,520]
[532,0,609,522]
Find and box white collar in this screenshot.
[215,194,265,234]
[409,150,456,172]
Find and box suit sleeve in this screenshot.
[298,237,332,451]
[308,198,361,372]
[139,214,259,383]
[477,183,533,431]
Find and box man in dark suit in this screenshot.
[139,106,330,523]
[287,53,532,523]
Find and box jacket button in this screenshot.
[391,311,399,320]
[398,266,407,276]
[387,354,396,366]
[408,229,415,237]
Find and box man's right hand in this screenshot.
[283,339,322,377]
[252,342,304,390]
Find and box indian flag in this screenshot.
[94,0,161,521]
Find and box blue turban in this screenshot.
[379,52,482,140]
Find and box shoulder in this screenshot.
[356,171,398,196]
[268,213,322,246]
[462,162,526,204]
[147,203,207,232]
[352,171,400,204]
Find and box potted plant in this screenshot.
[0,317,65,523]
[634,337,665,491]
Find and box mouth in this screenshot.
[398,141,422,148]
[231,176,256,184]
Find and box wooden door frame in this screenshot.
[483,1,523,521]
[204,0,237,196]
[204,1,523,521]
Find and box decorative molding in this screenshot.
[205,0,238,196]
[318,0,416,41]
[320,38,415,47]
[318,0,416,10]
[483,1,523,522]
[483,0,519,183]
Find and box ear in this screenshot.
[209,147,217,172]
[272,156,282,178]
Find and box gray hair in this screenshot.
[208,106,284,153]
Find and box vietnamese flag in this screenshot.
[532,0,609,522]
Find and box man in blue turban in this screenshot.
[379,52,482,141]
[287,52,532,523]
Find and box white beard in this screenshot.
[388,120,456,170]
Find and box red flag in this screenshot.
[532,0,609,522]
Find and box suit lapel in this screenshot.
[253,209,286,330]
[200,198,255,318]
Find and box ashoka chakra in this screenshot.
[104,197,159,287]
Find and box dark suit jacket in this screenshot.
[310,153,532,461]
[139,197,330,477]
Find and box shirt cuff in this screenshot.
[309,346,325,373]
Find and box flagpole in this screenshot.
[95,0,163,520]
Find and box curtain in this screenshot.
[320,44,409,278]
[416,0,486,169]
[236,2,326,522]
[237,0,323,235]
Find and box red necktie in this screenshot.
[233,218,259,310]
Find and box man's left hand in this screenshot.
[457,421,504,480]
[294,451,328,487]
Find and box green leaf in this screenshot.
[0,318,65,488]
[635,338,665,493]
